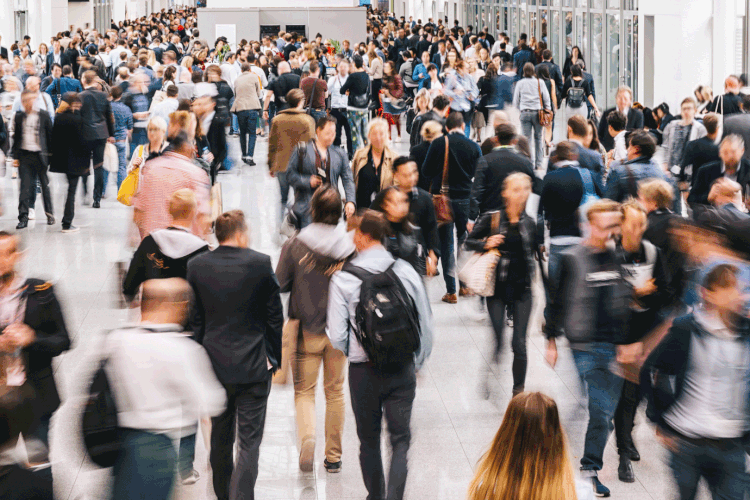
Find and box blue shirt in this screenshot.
[326,246,433,370]
[412,63,430,90]
[111,101,134,141]
[443,72,479,112]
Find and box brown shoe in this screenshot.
[299,437,315,472]
[459,287,474,297]
[442,293,458,304]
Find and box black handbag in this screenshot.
[82,358,121,468]
[351,76,371,109]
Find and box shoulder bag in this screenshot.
[117,145,144,206]
[305,78,319,116]
[458,212,502,297]
[432,136,453,225]
[351,75,371,109]
[537,79,554,128]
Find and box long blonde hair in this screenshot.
[467,393,577,500]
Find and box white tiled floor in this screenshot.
[7,128,703,500]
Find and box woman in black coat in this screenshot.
[50,92,89,232]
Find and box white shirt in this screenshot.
[150,97,179,126]
[613,130,628,162]
[328,74,349,109]
[201,111,215,138]
[21,111,40,152]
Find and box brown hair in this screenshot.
[639,179,675,210]
[554,141,579,162]
[356,210,388,242]
[310,185,342,225]
[586,199,621,222]
[703,112,720,136]
[286,88,305,108]
[467,393,577,500]
[215,209,248,243]
[567,115,588,137]
[703,263,739,291]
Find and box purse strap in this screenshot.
[306,78,318,113]
[537,78,545,110]
[441,135,450,194]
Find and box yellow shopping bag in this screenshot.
[117,166,140,206]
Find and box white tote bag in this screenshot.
[103,142,119,173]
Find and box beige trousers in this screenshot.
[292,329,347,462]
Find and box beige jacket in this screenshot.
[231,72,262,112]
[268,108,315,173]
[351,144,397,191]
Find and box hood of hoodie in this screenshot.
[296,222,356,261]
[150,228,208,259]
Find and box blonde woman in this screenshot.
[33,43,49,75]
[351,118,397,209]
[468,392,593,500]
[367,43,383,113]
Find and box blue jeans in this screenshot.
[667,430,748,500]
[237,109,259,158]
[115,142,128,190]
[178,433,197,479]
[543,241,580,328]
[130,127,148,157]
[309,109,327,125]
[520,111,544,171]
[112,429,177,500]
[347,110,368,151]
[230,97,239,134]
[438,198,470,294]
[572,343,624,471]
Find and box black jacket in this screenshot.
[206,114,228,177]
[535,61,563,105]
[645,209,686,307]
[688,159,750,207]
[538,165,604,239]
[409,140,432,191]
[408,187,440,257]
[79,88,115,141]
[187,246,283,385]
[50,111,89,176]
[422,132,482,199]
[0,113,7,155]
[11,111,53,167]
[123,227,209,300]
[680,136,720,185]
[641,313,750,431]
[21,279,71,418]
[469,146,539,220]
[598,107,644,151]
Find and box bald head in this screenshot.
[277,61,291,74]
[24,76,40,92]
[140,278,192,324]
[491,110,509,129]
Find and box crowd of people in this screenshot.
[1,5,750,500]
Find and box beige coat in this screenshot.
[231,72,262,112]
[268,108,315,173]
[351,144,397,191]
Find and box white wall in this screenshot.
[68,1,94,31]
[210,0,358,8]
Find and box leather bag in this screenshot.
[537,79,554,128]
[458,212,502,297]
[432,136,453,226]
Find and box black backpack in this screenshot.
[82,358,121,468]
[342,262,421,370]
[567,79,585,108]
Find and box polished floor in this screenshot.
[7,127,705,500]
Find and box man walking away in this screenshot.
[79,70,115,209]
[327,210,433,500]
[232,62,262,166]
[187,210,283,500]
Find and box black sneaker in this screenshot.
[92,201,101,208]
[323,458,342,473]
[620,443,640,461]
[47,215,55,225]
[15,220,28,230]
[62,225,80,233]
[592,476,611,497]
[246,157,256,166]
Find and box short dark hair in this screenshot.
[392,155,415,174]
[495,122,516,145]
[165,85,178,97]
[446,112,464,131]
[608,110,627,132]
[357,210,388,242]
[628,130,657,159]
[703,113,720,135]
[316,115,337,130]
[286,88,305,108]
[352,54,364,69]
[432,94,450,111]
[542,49,552,60]
[568,115,588,137]
[741,93,750,112]
[311,185,342,225]
[215,209,248,243]
[62,64,73,76]
[554,141,579,162]
[703,263,739,291]
[110,86,123,99]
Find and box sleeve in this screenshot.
[126,108,133,130]
[512,80,521,109]
[339,75,351,95]
[537,177,547,245]
[604,166,623,201]
[267,120,280,172]
[177,342,227,418]
[326,273,351,355]
[338,152,357,204]
[275,240,295,294]
[285,145,312,189]
[26,285,71,357]
[105,100,115,137]
[680,143,695,182]
[464,213,492,252]
[122,237,150,300]
[186,265,206,343]
[264,259,284,372]
[469,155,488,220]
[541,80,551,110]
[421,139,440,186]
[632,109,644,130]
[641,248,675,312]
[406,269,433,371]
[420,194,441,256]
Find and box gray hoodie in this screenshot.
[276,223,356,335]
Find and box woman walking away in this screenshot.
[380,61,406,142]
[467,392,593,500]
[513,63,551,170]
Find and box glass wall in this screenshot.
[464,0,639,108]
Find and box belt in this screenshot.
[663,426,743,450]
[521,109,539,113]
[312,108,325,112]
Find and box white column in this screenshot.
[712,0,736,92]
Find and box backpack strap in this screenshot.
[577,166,596,198]
[341,262,394,281]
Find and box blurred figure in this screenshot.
[276,186,355,473]
[688,134,750,208]
[545,199,630,498]
[467,393,592,500]
[107,278,226,500]
[351,117,397,210]
[409,120,442,191]
[187,210,283,500]
[123,189,209,301]
[79,70,115,208]
[0,231,70,480]
[642,264,750,500]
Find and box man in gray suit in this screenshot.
[286,115,356,228]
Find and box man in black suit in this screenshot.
[79,70,115,208]
[422,112,482,303]
[688,134,750,209]
[598,85,644,151]
[550,115,604,174]
[681,112,721,188]
[469,122,540,223]
[187,210,283,500]
[536,49,563,107]
[12,90,54,229]
[45,39,66,76]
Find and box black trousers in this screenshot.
[62,175,81,228]
[211,377,272,500]
[349,361,416,500]
[486,290,532,394]
[84,139,107,202]
[18,150,53,222]
[331,108,353,158]
[614,379,641,453]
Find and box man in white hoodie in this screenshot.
[275,185,356,474]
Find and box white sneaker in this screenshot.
[28,208,35,220]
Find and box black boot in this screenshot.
[618,455,635,483]
[621,442,640,461]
